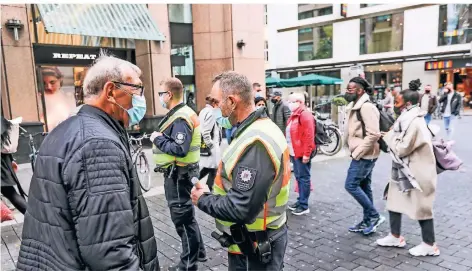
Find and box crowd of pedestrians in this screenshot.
[1,52,463,270]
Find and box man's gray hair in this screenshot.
[83,51,141,101]
[212,71,253,106]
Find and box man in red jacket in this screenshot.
[286,93,315,215]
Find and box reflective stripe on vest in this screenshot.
[153,105,201,168]
[212,118,291,254]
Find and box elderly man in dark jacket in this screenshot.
[270,90,291,134]
[17,53,159,271]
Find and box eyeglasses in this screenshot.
[112,81,144,96]
[158,91,169,97]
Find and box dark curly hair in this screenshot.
[400,79,421,105]
[349,77,373,94]
[254,96,267,106]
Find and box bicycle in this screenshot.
[129,133,152,192]
[19,126,48,173]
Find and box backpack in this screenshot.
[200,122,222,157]
[356,102,395,153]
[427,126,463,174]
[297,111,320,158]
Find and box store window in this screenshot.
[30,5,135,48]
[438,4,472,46]
[298,25,333,62]
[360,4,381,8]
[364,63,402,100]
[264,41,269,62]
[360,13,404,55]
[168,4,192,24]
[279,71,298,79]
[298,4,333,20]
[171,44,194,76]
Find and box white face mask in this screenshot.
[288,101,300,111]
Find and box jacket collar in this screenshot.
[232,108,266,139]
[290,105,306,117]
[78,105,127,136]
[158,102,186,129]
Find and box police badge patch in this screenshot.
[234,166,257,192]
[175,132,186,145]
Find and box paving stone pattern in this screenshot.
[2,118,472,270]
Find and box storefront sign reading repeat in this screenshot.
[52,53,97,60]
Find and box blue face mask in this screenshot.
[213,107,232,129]
[159,94,167,109]
[127,95,147,126]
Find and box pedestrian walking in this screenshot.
[253,82,263,98]
[152,78,206,271]
[255,96,270,116]
[383,88,394,116]
[439,82,461,140]
[419,84,437,125]
[270,90,291,134]
[17,53,159,270]
[191,72,290,271]
[186,91,197,112]
[286,93,315,216]
[1,115,27,214]
[198,95,222,192]
[377,79,440,257]
[343,77,385,235]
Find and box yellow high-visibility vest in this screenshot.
[213,117,291,254]
[153,105,201,168]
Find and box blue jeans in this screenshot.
[292,156,311,210]
[444,116,455,140]
[424,113,432,125]
[344,159,379,222]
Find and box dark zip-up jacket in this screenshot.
[17,105,159,271]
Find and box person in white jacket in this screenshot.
[198,95,222,191]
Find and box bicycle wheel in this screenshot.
[319,126,342,156]
[136,152,152,192]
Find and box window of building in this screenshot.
[171,44,194,76]
[360,4,381,8]
[279,71,298,79]
[438,4,472,46]
[264,41,269,62]
[298,25,333,62]
[264,5,268,25]
[168,4,192,24]
[298,4,333,20]
[360,13,404,55]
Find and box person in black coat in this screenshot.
[1,115,27,214]
[17,53,159,271]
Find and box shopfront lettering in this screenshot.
[52,53,97,60]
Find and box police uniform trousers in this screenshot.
[164,167,206,270]
[227,224,288,271]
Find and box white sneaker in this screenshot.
[376,234,406,248]
[409,242,440,257]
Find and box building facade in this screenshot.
[1,4,265,125]
[266,4,471,102]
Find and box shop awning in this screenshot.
[280,74,342,87]
[265,77,282,87]
[37,4,166,41]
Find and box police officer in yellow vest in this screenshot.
[150,78,206,271]
[191,72,291,271]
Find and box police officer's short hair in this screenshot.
[162,77,183,100]
[212,71,253,106]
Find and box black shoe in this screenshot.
[292,206,310,216]
[198,255,208,262]
[348,220,369,233]
[288,202,299,211]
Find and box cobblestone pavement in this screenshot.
[2,118,472,270]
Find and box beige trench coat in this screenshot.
[384,117,437,220]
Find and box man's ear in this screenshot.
[103,81,116,102]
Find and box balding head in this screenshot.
[289,93,305,104]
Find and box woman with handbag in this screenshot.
[198,95,222,191]
[1,115,27,214]
[376,79,440,257]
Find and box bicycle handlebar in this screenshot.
[129,133,150,142]
[20,132,48,138]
